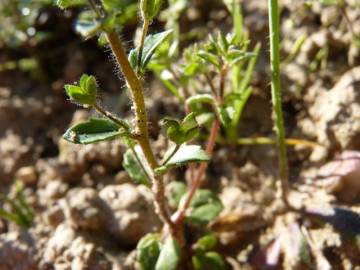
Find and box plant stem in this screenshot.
[339,4,356,40]
[104,29,174,230]
[162,144,180,166]
[204,73,217,98]
[92,103,130,130]
[105,30,157,168]
[236,137,321,148]
[137,18,149,73]
[173,119,220,224]
[268,0,290,205]
[218,66,227,104]
[173,68,225,225]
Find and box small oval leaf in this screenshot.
[63,118,123,144]
[155,236,180,270]
[155,145,209,174]
[137,233,161,270]
[123,147,151,186]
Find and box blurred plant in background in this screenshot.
[0,181,33,228]
[0,0,53,48]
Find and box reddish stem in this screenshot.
[172,119,220,224]
[173,65,227,225]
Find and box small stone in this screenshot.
[45,204,65,227]
[99,184,161,245]
[16,166,37,185]
[61,188,105,230]
[41,180,69,200]
[43,224,112,269]
[317,151,360,202]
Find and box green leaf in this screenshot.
[64,85,94,106]
[198,51,220,69]
[167,181,187,208]
[156,70,182,99]
[141,30,173,68]
[63,118,124,144]
[64,74,97,106]
[192,251,226,270]
[195,233,217,251]
[155,145,209,174]
[187,204,223,226]
[217,106,234,128]
[14,182,33,224]
[75,20,101,39]
[160,117,181,143]
[229,87,252,133]
[129,30,173,72]
[238,43,261,93]
[0,208,22,226]
[183,189,223,226]
[102,0,132,11]
[184,61,202,76]
[57,0,85,9]
[0,190,33,228]
[140,0,163,20]
[318,0,339,5]
[128,49,138,70]
[186,94,216,110]
[80,74,97,97]
[155,236,181,270]
[137,234,161,270]
[228,51,255,66]
[123,147,151,186]
[160,113,199,144]
[182,113,198,133]
[195,113,215,127]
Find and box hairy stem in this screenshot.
[268,0,290,205]
[92,103,130,130]
[105,30,156,167]
[104,29,174,230]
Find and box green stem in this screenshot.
[162,144,180,166]
[105,30,157,168]
[268,0,290,205]
[92,103,130,130]
[137,18,149,73]
[104,29,174,230]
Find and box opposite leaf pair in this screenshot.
[64,74,97,106]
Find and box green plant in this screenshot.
[56,0,239,268]
[0,0,52,48]
[268,0,290,205]
[0,182,34,228]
